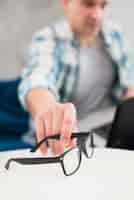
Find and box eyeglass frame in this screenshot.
[5,131,94,176]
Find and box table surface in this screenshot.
[0,148,134,200]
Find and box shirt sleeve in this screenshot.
[106,23,134,100]
[18,27,60,110]
[113,26,134,88]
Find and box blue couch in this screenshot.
[0,78,32,151]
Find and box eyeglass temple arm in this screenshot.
[5,157,60,170]
[30,132,91,153]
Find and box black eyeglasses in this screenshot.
[5,131,94,176]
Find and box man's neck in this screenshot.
[74,31,98,47]
[79,35,97,47]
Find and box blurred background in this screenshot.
[0,0,133,79]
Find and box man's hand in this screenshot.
[123,87,134,100]
[26,88,77,155]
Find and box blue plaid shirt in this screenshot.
[18,19,134,109]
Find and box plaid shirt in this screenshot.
[18,19,134,109]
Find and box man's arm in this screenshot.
[18,27,60,110]
[19,27,77,155]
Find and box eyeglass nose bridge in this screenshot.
[77,132,94,158]
[78,137,89,158]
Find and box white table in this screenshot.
[0,148,134,200]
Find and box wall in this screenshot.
[0,0,62,79]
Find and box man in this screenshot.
[19,0,134,155]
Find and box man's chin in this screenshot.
[88,27,100,35]
[84,30,99,39]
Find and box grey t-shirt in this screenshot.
[71,36,116,120]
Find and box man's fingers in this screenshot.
[61,103,77,146]
[43,109,54,152]
[35,115,48,154]
[68,125,78,148]
[51,103,64,155]
[51,141,64,155]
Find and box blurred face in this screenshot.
[62,0,108,39]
